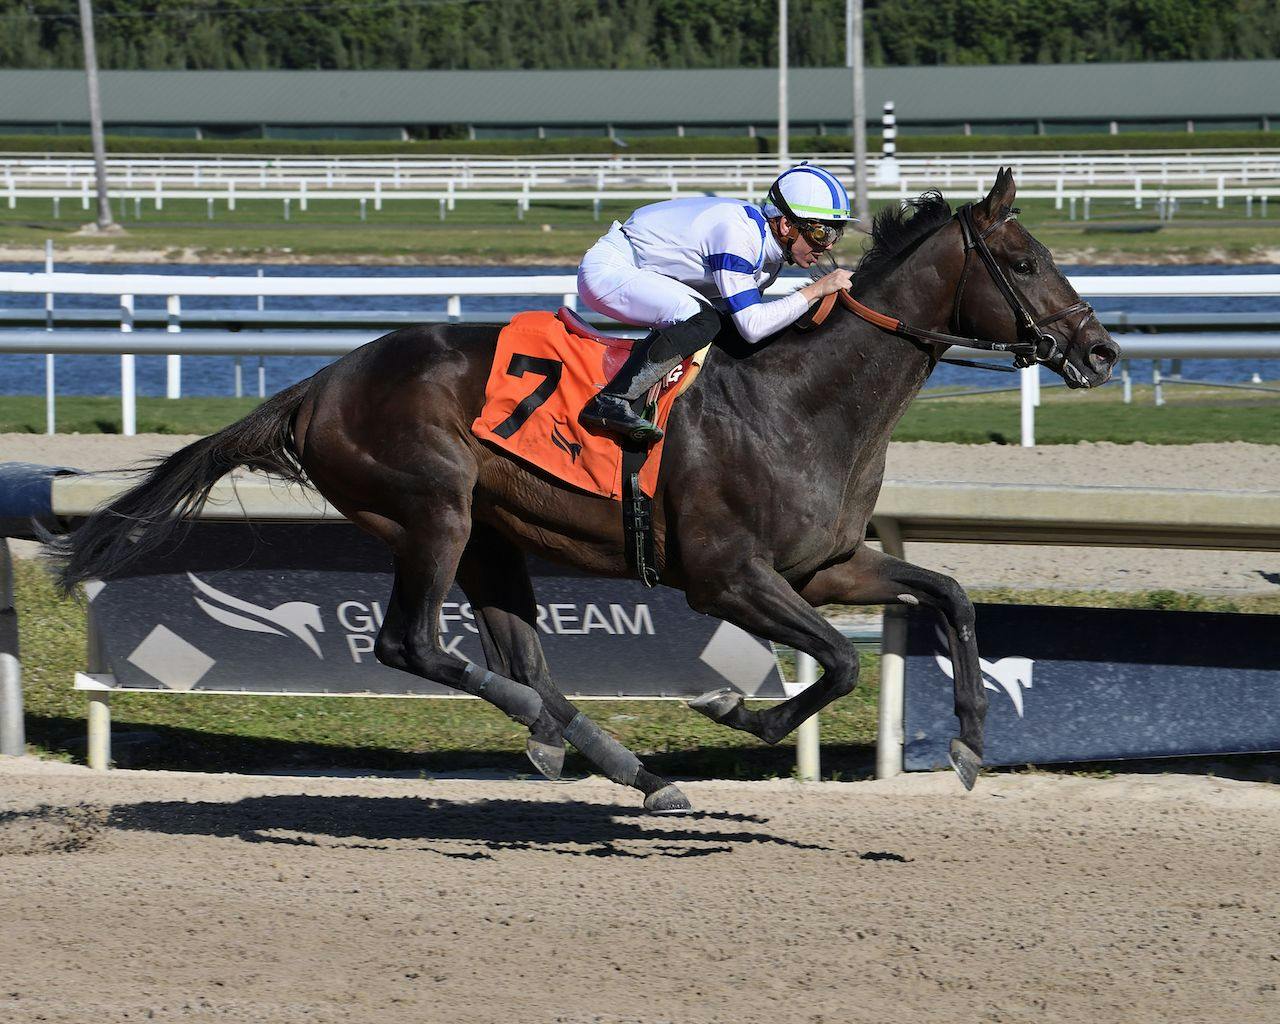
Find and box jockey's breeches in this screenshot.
[578,222,710,328]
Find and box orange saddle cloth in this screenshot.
[471,310,704,500]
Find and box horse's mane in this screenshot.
[854,190,953,286]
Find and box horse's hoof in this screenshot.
[526,738,565,781]
[688,686,742,723]
[949,739,982,792]
[643,784,692,814]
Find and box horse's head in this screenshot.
[953,168,1120,388]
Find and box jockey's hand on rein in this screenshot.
[800,268,854,304]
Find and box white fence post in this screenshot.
[44,239,55,435]
[873,517,906,779]
[1020,365,1037,447]
[166,295,182,399]
[793,653,820,782]
[120,294,136,436]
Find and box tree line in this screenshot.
[2,0,1277,71]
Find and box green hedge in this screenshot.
[2,129,1277,158]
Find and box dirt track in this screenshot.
[4,433,1279,594]
[2,758,1277,1023]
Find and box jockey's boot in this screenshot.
[579,307,720,443]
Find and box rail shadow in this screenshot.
[105,794,829,859]
[25,713,880,781]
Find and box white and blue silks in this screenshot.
[577,196,808,345]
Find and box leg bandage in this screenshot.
[563,712,642,787]
[463,663,543,726]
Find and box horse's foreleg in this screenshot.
[686,559,861,746]
[455,524,690,813]
[800,545,987,789]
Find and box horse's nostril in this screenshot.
[1090,343,1118,370]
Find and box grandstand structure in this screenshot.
[0,61,1276,143]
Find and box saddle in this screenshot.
[471,309,709,587]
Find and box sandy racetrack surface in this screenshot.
[2,758,1277,1023]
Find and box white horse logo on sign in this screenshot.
[934,643,1034,717]
[188,573,326,659]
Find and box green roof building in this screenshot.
[0,62,1274,141]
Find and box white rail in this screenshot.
[6,149,1280,190]
[4,270,1279,299]
[4,271,1279,440]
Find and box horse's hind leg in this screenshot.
[372,521,549,746]
[455,524,691,813]
[454,525,567,780]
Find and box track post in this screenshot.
[120,293,136,435]
[793,653,820,782]
[1,540,23,757]
[1020,365,1037,447]
[873,516,906,779]
[166,295,181,399]
[86,604,110,770]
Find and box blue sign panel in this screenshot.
[86,521,784,699]
[904,603,1280,770]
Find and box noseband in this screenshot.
[831,203,1097,377]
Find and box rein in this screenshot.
[810,204,1096,377]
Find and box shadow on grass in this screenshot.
[32,713,1278,788]
[27,712,879,782]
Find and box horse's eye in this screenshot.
[1013,258,1034,275]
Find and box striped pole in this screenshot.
[876,100,901,185]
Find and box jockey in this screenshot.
[577,163,857,442]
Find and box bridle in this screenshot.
[817,203,1097,380]
[950,202,1094,373]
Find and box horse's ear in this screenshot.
[973,166,1017,228]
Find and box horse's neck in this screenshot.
[760,225,960,422]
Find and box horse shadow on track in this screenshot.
[105,795,832,860]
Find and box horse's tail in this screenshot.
[46,376,314,596]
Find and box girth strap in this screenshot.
[621,441,658,589]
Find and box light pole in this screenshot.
[846,0,870,223]
[777,0,789,170]
[77,0,115,231]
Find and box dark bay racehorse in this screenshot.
[52,170,1119,811]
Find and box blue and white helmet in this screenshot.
[763,163,855,224]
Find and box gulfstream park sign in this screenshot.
[84,520,785,700]
[336,595,657,662]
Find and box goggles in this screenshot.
[796,219,844,250]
